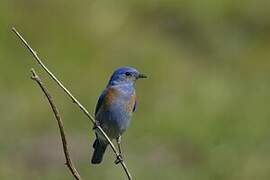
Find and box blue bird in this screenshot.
[91,66,147,164]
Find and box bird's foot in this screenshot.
[114,154,123,164]
[92,121,100,130]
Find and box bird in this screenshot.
[91,66,147,164]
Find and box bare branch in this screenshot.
[12,27,132,180]
[30,68,81,180]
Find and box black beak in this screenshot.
[137,73,147,79]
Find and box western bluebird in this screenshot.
[91,66,147,164]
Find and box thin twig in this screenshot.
[30,68,81,180]
[12,27,132,180]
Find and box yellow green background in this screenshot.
[1,0,270,179]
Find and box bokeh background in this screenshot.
[1,0,270,179]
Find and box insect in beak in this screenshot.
[137,74,147,79]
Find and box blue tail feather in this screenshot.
[91,139,107,164]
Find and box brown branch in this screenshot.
[30,68,81,180]
[12,27,132,180]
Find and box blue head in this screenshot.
[108,66,147,86]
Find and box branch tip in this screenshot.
[11,27,16,32]
[30,70,82,180]
[30,68,40,81]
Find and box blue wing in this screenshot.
[95,91,106,116]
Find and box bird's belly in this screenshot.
[96,104,131,139]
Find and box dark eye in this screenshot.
[125,72,132,76]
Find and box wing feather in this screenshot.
[95,91,106,116]
[133,98,137,112]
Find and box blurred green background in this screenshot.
[1,0,270,179]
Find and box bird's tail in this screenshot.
[91,139,108,164]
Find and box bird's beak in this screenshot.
[137,73,147,79]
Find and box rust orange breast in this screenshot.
[127,91,136,113]
[103,87,119,106]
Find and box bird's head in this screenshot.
[108,66,147,86]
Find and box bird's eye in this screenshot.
[125,72,132,76]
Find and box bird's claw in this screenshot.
[114,154,123,164]
[92,121,100,130]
